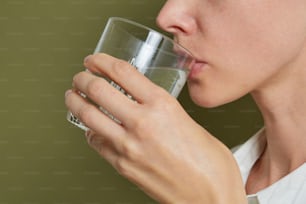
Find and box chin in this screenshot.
[187,83,233,108]
[191,96,223,108]
[188,89,222,108]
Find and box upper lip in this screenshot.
[191,56,207,66]
[173,38,209,72]
[173,39,206,64]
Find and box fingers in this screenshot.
[65,89,126,152]
[85,130,120,164]
[72,71,140,125]
[85,130,148,187]
[83,53,165,103]
[85,130,130,177]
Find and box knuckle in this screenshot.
[78,104,96,125]
[87,78,104,100]
[160,99,177,112]
[152,88,168,101]
[129,119,149,139]
[146,86,172,105]
[115,157,130,177]
[89,53,104,67]
[121,141,141,161]
[152,93,178,112]
[111,59,133,77]
[72,71,85,86]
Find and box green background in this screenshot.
[0,0,263,203]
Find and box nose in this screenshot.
[156,1,197,36]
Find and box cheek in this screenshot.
[208,8,306,85]
[187,33,291,108]
[188,34,305,108]
[233,3,306,71]
[188,0,306,107]
[206,0,306,71]
[186,65,254,108]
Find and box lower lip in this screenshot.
[188,62,207,79]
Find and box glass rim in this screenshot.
[108,17,195,59]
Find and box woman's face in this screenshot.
[157,0,306,107]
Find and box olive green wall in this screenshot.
[0,0,263,203]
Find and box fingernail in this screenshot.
[85,130,91,138]
[84,55,92,64]
[85,130,94,143]
[65,89,73,97]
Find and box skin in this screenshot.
[65,55,247,203]
[65,0,306,203]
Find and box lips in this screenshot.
[188,60,208,79]
[172,39,208,78]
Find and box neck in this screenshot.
[250,55,306,185]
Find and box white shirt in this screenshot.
[233,128,306,204]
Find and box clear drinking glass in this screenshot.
[67,17,195,131]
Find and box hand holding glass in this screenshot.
[67,17,195,131]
